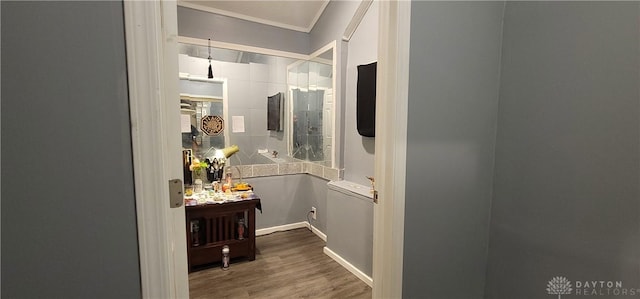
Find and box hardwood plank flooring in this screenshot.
[189,228,372,299]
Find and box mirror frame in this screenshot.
[178,74,230,152]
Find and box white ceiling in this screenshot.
[178,0,330,33]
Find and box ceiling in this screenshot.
[178,0,330,33]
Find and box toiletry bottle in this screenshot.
[222,172,232,192]
[222,245,230,270]
[191,220,200,246]
[238,219,245,240]
[194,179,203,193]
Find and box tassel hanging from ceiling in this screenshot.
[208,38,214,79]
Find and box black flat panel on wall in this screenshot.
[357,62,377,137]
[267,92,283,131]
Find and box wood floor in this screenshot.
[189,228,372,299]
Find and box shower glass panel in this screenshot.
[292,88,325,162]
[289,46,334,166]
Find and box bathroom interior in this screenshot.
[176,0,379,294]
[176,0,640,297]
[2,1,638,298]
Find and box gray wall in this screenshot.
[178,6,310,55]
[402,2,505,298]
[485,2,640,298]
[326,185,374,276]
[1,1,141,298]
[309,0,360,52]
[248,174,328,234]
[342,2,378,186]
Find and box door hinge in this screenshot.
[168,179,183,208]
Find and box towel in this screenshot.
[357,62,377,137]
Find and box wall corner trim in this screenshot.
[343,0,374,42]
[310,223,328,242]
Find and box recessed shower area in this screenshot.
[289,54,334,164]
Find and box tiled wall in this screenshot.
[229,161,342,181]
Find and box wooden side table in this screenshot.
[185,198,260,272]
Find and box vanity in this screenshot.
[185,197,261,272]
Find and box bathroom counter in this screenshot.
[185,197,261,272]
[327,180,373,200]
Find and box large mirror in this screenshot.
[177,40,337,173]
[178,43,298,165]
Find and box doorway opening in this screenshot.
[123,1,409,298]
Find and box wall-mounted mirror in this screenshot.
[178,43,299,165]
[179,76,227,160]
[288,43,335,168]
[177,39,338,179]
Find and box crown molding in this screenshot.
[178,0,329,33]
[342,0,373,41]
[177,36,309,60]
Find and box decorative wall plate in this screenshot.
[201,115,224,136]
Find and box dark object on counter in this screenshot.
[205,158,215,182]
[205,158,224,182]
[183,149,193,185]
[357,62,377,137]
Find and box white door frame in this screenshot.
[372,1,411,298]
[124,1,410,298]
[123,1,189,298]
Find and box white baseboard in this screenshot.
[323,247,373,287]
[309,223,327,242]
[256,221,327,242]
[256,222,308,236]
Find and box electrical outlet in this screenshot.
[311,207,317,220]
